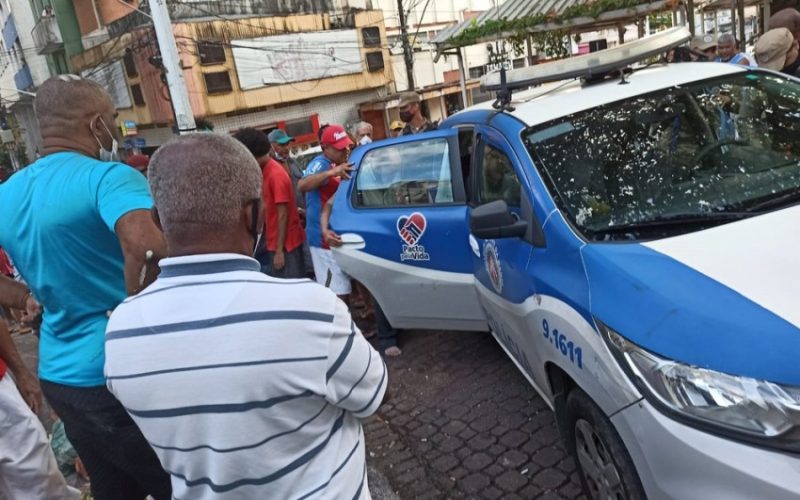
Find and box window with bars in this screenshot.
[203,71,232,94]
[198,42,226,65]
[130,84,145,106]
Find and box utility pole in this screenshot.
[149,0,196,134]
[397,0,415,90]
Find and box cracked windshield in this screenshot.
[526,73,800,241]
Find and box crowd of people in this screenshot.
[0,73,434,499]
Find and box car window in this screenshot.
[477,144,522,207]
[355,138,454,207]
[458,128,475,194]
[525,72,800,241]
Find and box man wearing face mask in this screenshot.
[398,92,437,136]
[0,75,171,500]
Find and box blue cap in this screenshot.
[267,129,294,144]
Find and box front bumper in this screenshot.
[612,399,800,500]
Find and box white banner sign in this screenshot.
[233,30,364,89]
[83,61,132,109]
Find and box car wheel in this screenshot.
[565,388,646,500]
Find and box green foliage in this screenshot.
[449,0,654,56]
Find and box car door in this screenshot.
[330,127,487,331]
[467,125,551,390]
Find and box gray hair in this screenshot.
[356,121,373,134]
[718,33,737,46]
[149,134,262,231]
[35,75,112,129]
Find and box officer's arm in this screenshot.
[115,210,167,296]
[0,275,32,312]
[298,169,334,193]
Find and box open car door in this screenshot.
[330,128,487,331]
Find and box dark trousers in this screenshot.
[40,381,172,500]
[262,245,306,279]
[374,300,398,350]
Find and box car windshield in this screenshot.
[524,72,800,241]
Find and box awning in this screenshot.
[432,0,683,56]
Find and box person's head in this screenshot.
[35,74,120,160]
[126,153,150,176]
[755,28,799,70]
[690,34,717,57]
[267,129,294,159]
[319,124,353,164]
[717,33,738,61]
[233,128,271,167]
[355,121,373,143]
[398,92,423,123]
[149,134,263,256]
[769,8,800,41]
[390,120,404,136]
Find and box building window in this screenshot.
[468,66,485,79]
[366,51,384,72]
[198,42,226,65]
[203,71,233,94]
[284,117,314,138]
[361,27,381,48]
[130,84,145,106]
[123,51,138,78]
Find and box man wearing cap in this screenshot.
[298,124,354,300]
[268,129,305,213]
[390,120,405,137]
[398,92,437,136]
[755,28,800,75]
[715,34,756,66]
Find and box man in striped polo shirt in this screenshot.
[104,134,388,499]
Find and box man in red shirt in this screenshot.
[234,128,306,278]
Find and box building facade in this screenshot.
[68,1,394,153]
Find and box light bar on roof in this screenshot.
[481,26,692,91]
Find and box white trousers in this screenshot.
[310,246,352,295]
[0,374,80,500]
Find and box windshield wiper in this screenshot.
[742,187,800,212]
[589,212,753,235]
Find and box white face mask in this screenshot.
[93,117,119,162]
[359,135,372,145]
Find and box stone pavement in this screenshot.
[364,330,587,500]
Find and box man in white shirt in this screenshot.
[105,134,388,499]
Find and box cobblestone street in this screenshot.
[364,330,587,500]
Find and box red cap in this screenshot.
[320,125,354,150]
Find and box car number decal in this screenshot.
[542,319,583,369]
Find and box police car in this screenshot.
[330,27,800,499]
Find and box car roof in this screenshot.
[469,62,746,128]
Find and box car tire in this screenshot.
[565,387,646,500]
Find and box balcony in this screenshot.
[32,14,63,55]
[2,13,17,50]
[14,66,33,92]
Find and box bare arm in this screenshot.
[321,199,342,247]
[115,210,167,296]
[0,320,41,412]
[273,204,288,270]
[0,275,31,311]
[298,162,353,193]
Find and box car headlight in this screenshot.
[599,321,800,452]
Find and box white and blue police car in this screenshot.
[330,27,800,499]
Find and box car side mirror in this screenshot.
[470,200,528,239]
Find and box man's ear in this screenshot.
[151,207,164,233]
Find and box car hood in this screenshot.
[581,204,800,386]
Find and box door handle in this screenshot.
[339,233,366,250]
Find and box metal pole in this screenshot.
[397,0,415,90]
[737,0,746,44]
[687,0,696,35]
[149,0,196,134]
[456,48,469,108]
[763,0,771,34]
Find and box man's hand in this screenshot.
[325,230,343,248]
[273,250,286,271]
[15,370,43,414]
[21,294,42,326]
[331,162,353,180]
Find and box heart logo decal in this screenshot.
[397,212,427,246]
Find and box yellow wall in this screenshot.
[72,11,393,127]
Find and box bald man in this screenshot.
[0,75,170,499]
